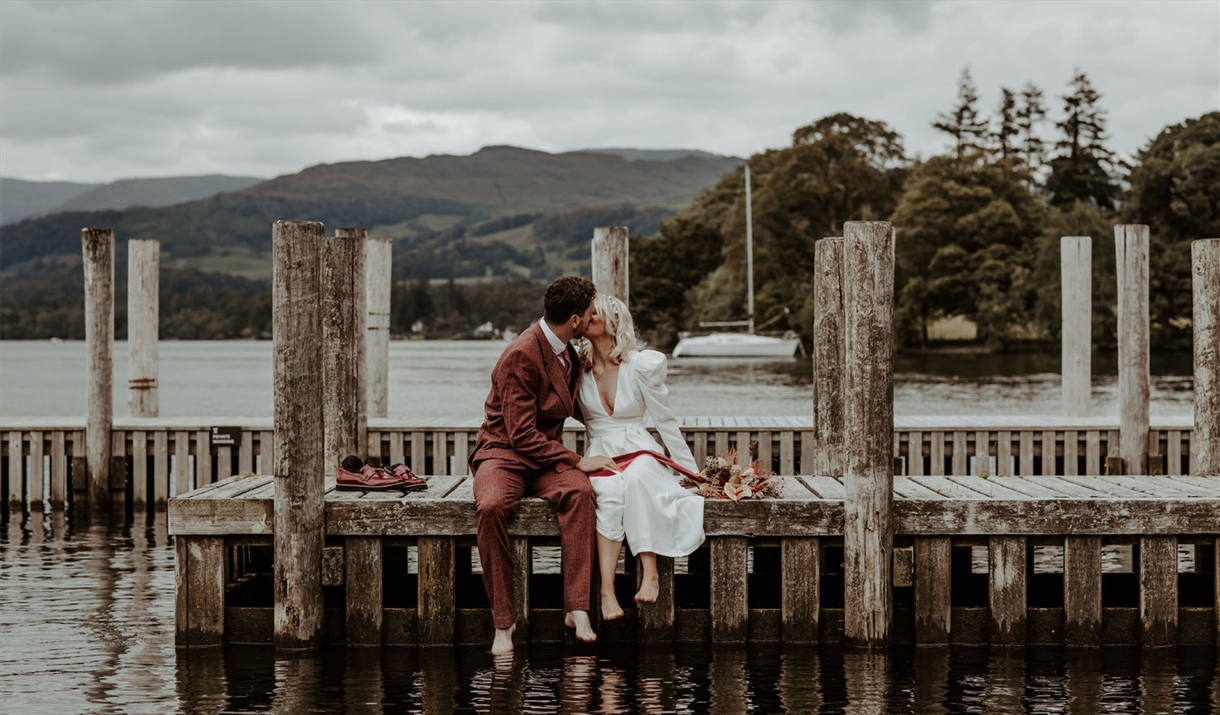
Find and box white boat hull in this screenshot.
[671,333,801,358]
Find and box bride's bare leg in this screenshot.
[635,552,659,603]
[597,533,625,620]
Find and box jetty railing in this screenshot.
[0,416,1198,511]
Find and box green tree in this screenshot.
[933,68,990,161]
[1123,111,1220,350]
[890,156,1045,347]
[1016,82,1048,187]
[631,113,908,348]
[992,87,1019,164]
[1046,71,1122,209]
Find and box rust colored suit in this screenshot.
[470,321,594,629]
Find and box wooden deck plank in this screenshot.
[191,474,274,500]
[1064,536,1102,646]
[710,537,748,642]
[981,476,1071,500]
[945,476,1037,500]
[1139,535,1177,646]
[1070,475,1203,499]
[914,536,952,644]
[1053,475,1157,499]
[989,536,1026,645]
[799,476,845,500]
[1028,476,1113,498]
[781,537,818,643]
[892,477,946,501]
[1164,476,1220,495]
[907,476,988,500]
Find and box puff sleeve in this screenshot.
[634,350,699,474]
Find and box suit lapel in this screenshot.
[532,322,573,414]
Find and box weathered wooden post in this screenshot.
[813,237,844,476]
[366,238,392,419]
[1115,225,1150,474]
[127,238,160,417]
[1061,236,1091,417]
[841,221,895,647]
[272,220,326,648]
[323,229,368,474]
[1192,238,1220,476]
[591,226,629,304]
[83,228,115,510]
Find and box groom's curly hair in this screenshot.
[543,276,597,325]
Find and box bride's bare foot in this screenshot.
[600,589,624,621]
[564,610,598,642]
[490,624,515,655]
[635,576,659,604]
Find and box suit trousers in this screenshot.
[473,458,596,629]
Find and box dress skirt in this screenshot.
[586,424,705,557]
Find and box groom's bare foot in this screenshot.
[635,576,659,604]
[491,624,515,655]
[600,589,624,621]
[564,610,598,642]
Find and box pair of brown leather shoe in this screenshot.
[337,456,427,492]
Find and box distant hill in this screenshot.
[0,178,98,225]
[582,148,735,162]
[0,174,264,226]
[0,146,740,282]
[53,174,264,213]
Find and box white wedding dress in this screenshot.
[579,349,705,557]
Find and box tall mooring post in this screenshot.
[323,228,368,473]
[1193,238,1220,476]
[813,237,845,476]
[83,228,115,511]
[128,238,160,417]
[591,226,629,304]
[1115,225,1150,474]
[1061,236,1091,417]
[366,237,392,419]
[841,221,895,647]
[272,220,326,648]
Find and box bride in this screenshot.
[576,294,705,620]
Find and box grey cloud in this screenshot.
[0,1,387,84]
[0,0,1215,182]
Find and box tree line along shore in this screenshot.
[2,70,1216,352]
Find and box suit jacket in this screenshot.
[470,321,583,473]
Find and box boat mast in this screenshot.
[745,162,755,335]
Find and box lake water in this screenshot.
[0,341,1210,713]
[0,340,1197,419]
[2,514,1217,714]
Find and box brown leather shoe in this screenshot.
[337,457,411,491]
[386,463,428,492]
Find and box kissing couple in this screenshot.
[469,276,706,654]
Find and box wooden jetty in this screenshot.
[168,471,1220,648]
[2,223,1217,651]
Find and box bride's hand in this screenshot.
[576,455,620,473]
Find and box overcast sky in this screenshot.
[1,0,1216,183]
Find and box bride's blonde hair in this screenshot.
[577,294,642,366]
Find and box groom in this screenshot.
[470,276,619,654]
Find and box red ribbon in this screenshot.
[586,449,705,483]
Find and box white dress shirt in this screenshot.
[538,318,569,368]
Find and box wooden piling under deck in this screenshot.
[169,471,1220,648]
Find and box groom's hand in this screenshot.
[576,455,620,474]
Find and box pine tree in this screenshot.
[933,68,990,161]
[993,87,1019,163]
[1015,82,1047,187]
[1046,71,1122,209]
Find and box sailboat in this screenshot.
[671,163,802,359]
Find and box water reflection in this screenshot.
[1,511,1218,713]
